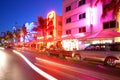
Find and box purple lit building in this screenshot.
[62,0,120,50]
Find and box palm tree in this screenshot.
[21,25,27,42]
[4,31,13,44]
[95,0,120,31]
[32,16,47,37]
[13,29,21,43]
[95,0,107,6]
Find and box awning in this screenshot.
[54,37,62,41]
[44,38,54,42]
[60,33,91,41]
[61,35,75,40]
[74,33,91,41]
[88,31,120,39]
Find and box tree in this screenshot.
[95,0,107,6]
[95,0,120,31]
[13,29,21,42]
[4,31,13,43]
[21,25,27,42]
[32,16,47,37]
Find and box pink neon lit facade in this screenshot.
[62,0,104,35]
[62,0,120,50]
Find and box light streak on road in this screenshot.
[35,63,81,80]
[0,47,5,50]
[0,50,7,67]
[12,50,57,80]
[36,57,120,80]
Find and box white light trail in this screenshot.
[0,50,7,66]
[12,50,57,80]
[36,57,120,80]
[0,47,5,50]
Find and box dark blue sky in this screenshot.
[0,0,63,33]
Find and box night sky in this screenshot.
[0,0,63,33]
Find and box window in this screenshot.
[110,20,116,28]
[79,15,82,19]
[78,0,86,7]
[66,30,71,34]
[85,43,120,51]
[103,20,116,29]
[66,17,71,23]
[103,22,109,29]
[85,44,106,51]
[83,13,86,18]
[50,31,53,35]
[79,13,86,20]
[66,6,71,12]
[79,27,86,33]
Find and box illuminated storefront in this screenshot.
[62,0,120,50]
[61,35,79,50]
[46,11,62,48]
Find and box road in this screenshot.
[1,47,120,80]
[0,48,46,80]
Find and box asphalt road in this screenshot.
[0,48,46,80]
[1,47,120,80]
[16,48,120,80]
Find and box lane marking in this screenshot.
[13,50,57,80]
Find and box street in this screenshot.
[1,0,120,80]
[0,48,46,80]
[1,47,120,80]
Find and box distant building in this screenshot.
[0,32,6,38]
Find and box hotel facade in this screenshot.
[36,11,62,50]
[62,0,120,50]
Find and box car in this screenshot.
[79,43,120,67]
[4,43,13,49]
[45,48,81,60]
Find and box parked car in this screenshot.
[4,43,13,49]
[79,43,120,67]
[45,48,81,60]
